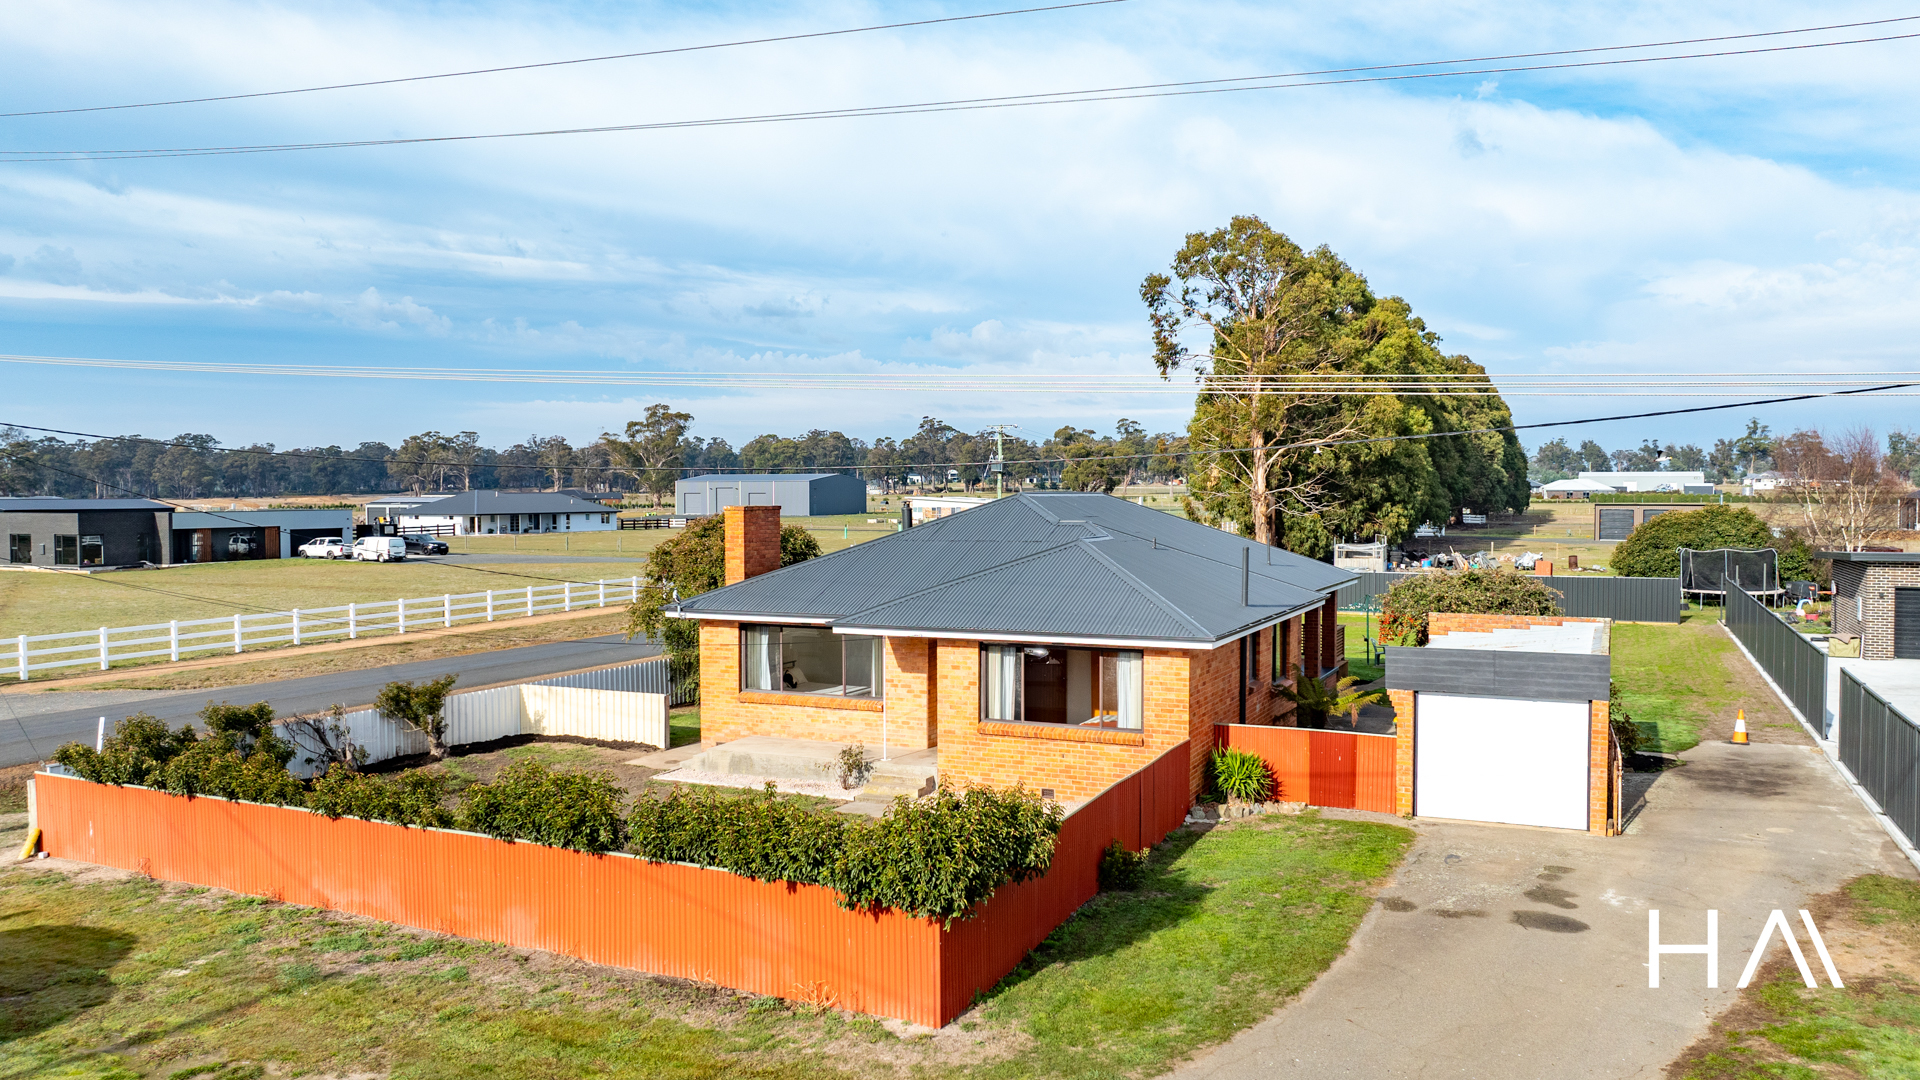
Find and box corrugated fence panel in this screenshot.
[1727,584,1828,735]
[1838,669,1920,850]
[936,741,1190,1023]
[447,686,526,746]
[33,774,947,1026]
[521,685,669,748]
[1336,570,1681,624]
[1213,724,1399,815]
[532,656,680,701]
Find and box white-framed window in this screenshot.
[740,625,883,699]
[980,644,1142,730]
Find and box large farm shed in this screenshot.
[675,473,865,517]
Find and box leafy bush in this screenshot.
[829,743,874,790]
[461,759,629,852]
[53,713,194,786]
[157,734,305,806]
[1378,568,1561,646]
[1609,680,1643,758]
[1211,748,1276,802]
[308,769,454,828]
[375,675,459,761]
[628,783,1064,923]
[1611,505,1773,579]
[1098,840,1148,891]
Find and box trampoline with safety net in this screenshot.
[1679,547,1785,605]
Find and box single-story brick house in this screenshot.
[668,494,1355,801]
[1827,550,1920,659]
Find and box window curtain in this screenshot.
[983,645,1020,721]
[1114,650,1144,731]
[742,626,779,691]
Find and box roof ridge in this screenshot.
[1074,540,1213,638]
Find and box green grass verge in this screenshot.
[0,809,1408,1079]
[670,706,701,748]
[1337,613,1384,683]
[1613,611,1749,754]
[1677,876,1920,1080]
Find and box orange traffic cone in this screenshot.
[1732,709,1749,745]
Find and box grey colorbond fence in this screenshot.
[1839,669,1920,850]
[1336,571,1682,624]
[533,655,687,703]
[1726,584,1828,736]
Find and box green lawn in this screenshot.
[1676,876,1920,1079]
[1613,608,1747,753]
[0,809,1409,1079]
[1338,612,1384,683]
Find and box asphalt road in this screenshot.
[0,633,660,767]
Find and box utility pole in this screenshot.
[982,424,1017,498]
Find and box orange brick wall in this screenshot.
[1185,641,1240,797]
[697,622,935,749]
[1390,688,1415,816]
[938,641,1221,802]
[1588,697,1611,834]
[723,505,782,585]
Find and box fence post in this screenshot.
[233,614,243,654]
[348,603,357,640]
[444,594,452,629]
[486,590,495,622]
[564,582,572,611]
[169,620,179,662]
[599,581,606,607]
[15,634,25,682]
[398,597,406,635]
[631,575,639,601]
[526,586,533,616]
[99,627,109,670]
[292,609,302,647]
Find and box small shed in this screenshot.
[1826,550,1920,660]
[1385,613,1619,833]
[1333,541,1388,573]
[675,474,865,517]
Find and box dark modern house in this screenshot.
[1827,550,1920,660]
[1,498,172,568]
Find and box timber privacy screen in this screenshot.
[32,743,1192,1028]
[1336,572,1682,624]
[1726,584,1828,736]
[1838,669,1920,850]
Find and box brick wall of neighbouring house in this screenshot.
[1588,696,1612,834]
[696,621,930,748]
[723,505,781,585]
[1186,642,1240,798]
[1832,562,1920,660]
[1390,688,1415,816]
[937,642,1207,802]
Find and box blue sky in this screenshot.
[3,1,1918,455]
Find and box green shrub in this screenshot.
[308,769,454,828]
[1097,840,1148,891]
[53,713,194,786]
[1608,681,1643,758]
[628,784,1064,923]
[1211,748,1275,802]
[157,734,306,806]
[1611,505,1773,579]
[461,759,629,852]
[1378,568,1560,646]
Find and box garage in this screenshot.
[1415,693,1592,830]
[1386,614,1618,834]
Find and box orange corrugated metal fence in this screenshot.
[1213,724,1398,814]
[32,741,1194,1028]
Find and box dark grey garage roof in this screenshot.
[1818,550,1920,563]
[670,493,1354,646]
[401,490,610,515]
[0,498,171,512]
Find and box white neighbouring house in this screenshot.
[1576,470,1711,493]
[374,490,620,536]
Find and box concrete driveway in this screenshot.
[1175,737,1911,1080]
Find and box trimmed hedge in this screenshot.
[628,784,1064,923]
[308,769,454,829]
[461,759,628,852]
[1378,568,1561,646]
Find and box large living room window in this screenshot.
[740,625,883,699]
[981,644,1143,730]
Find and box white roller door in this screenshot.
[1415,692,1590,830]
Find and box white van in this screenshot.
[352,537,408,562]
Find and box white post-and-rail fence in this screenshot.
[282,657,677,776]
[9,576,646,682]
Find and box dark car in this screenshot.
[400,534,449,556]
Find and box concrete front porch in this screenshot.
[649,735,938,816]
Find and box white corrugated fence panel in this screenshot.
[520,685,668,749]
[446,686,526,746]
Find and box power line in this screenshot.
[2,352,1918,393]
[0,0,1134,119]
[3,379,1910,477]
[4,21,1916,162]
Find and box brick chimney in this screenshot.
[724,505,782,584]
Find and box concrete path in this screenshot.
[0,633,660,767]
[1175,738,1911,1080]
